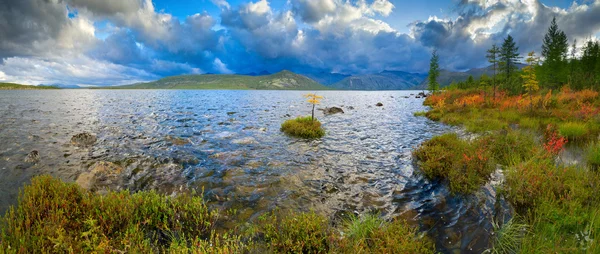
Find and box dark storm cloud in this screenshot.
[1,0,600,86]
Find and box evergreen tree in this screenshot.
[500,35,521,92]
[541,17,569,88]
[486,44,500,99]
[467,75,475,88]
[569,39,578,88]
[428,49,440,93]
[581,40,599,89]
[522,51,540,110]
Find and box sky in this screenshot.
[0,0,599,87]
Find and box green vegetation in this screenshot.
[412,133,495,194]
[0,175,434,253]
[415,16,600,250]
[558,122,589,141]
[280,116,325,139]
[587,142,600,170]
[428,49,440,93]
[107,70,330,90]
[0,83,59,90]
[487,217,529,254]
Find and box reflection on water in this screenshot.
[0,90,509,253]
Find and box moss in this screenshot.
[280,116,325,139]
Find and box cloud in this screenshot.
[1,0,600,86]
[0,55,157,86]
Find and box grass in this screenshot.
[1,175,436,253]
[413,111,427,117]
[485,217,529,254]
[558,122,588,141]
[587,142,600,170]
[281,116,325,139]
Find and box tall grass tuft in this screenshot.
[485,216,529,254]
[558,122,588,141]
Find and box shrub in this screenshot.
[0,175,220,253]
[587,142,600,170]
[280,116,325,139]
[413,133,495,194]
[558,122,588,141]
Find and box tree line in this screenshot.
[428,17,600,95]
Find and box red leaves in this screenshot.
[543,124,567,155]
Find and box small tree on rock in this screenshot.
[304,93,323,122]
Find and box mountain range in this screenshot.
[111,70,329,90]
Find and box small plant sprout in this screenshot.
[304,93,323,122]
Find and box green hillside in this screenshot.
[0,83,59,90]
[109,71,330,90]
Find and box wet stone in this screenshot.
[24,150,40,163]
[76,161,123,192]
[376,102,384,107]
[70,132,97,147]
[323,107,345,115]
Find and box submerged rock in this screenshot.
[165,135,190,146]
[376,102,384,107]
[71,132,97,147]
[76,161,123,192]
[323,107,345,115]
[232,137,258,145]
[24,150,40,163]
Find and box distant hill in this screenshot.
[330,71,427,90]
[110,70,330,90]
[304,72,351,86]
[40,83,81,89]
[0,83,59,90]
[417,64,527,89]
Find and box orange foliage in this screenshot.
[454,94,484,107]
[558,86,598,104]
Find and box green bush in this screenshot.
[558,122,588,141]
[413,133,495,194]
[281,116,325,139]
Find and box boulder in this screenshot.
[376,102,384,107]
[71,132,97,147]
[324,106,344,115]
[24,150,40,163]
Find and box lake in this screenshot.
[0,90,510,253]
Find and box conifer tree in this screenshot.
[522,51,540,110]
[486,44,500,99]
[541,17,569,88]
[500,35,521,91]
[428,49,440,93]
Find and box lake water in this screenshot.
[0,90,510,253]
